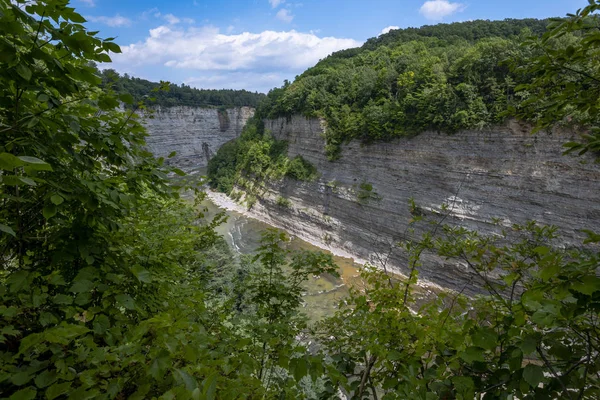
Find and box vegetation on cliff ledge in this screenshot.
[207,118,317,198]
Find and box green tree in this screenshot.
[0,1,332,398]
[516,0,600,158]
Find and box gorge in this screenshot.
[144,109,600,294]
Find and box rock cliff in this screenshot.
[142,106,254,168]
[240,116,600,293]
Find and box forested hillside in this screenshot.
[100,69,266,108]
[257,18,579,159]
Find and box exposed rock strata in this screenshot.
[239,116,599,294]
[142,106,254,168]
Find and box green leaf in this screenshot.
[168,151,177,158]
[292,357,308,381]
[115,294,135,310]
[46,382,72,400]
[104,41,121,53]
[93,314,110,334]
[131,266,152,283]
[19,156,49,165]
[11,371,33,386]
[202,374,217,400]
[172,168,186,176]
[460,346,485,363]
[9,387,36,400]
[34,370,57,389]
[39,312,58,327]
[175,369,198,391]
[7,270,29,293]
[16,64,32,81]
[571,277,600,295]
[19,156,52,171]
[52,294,73,305]
[387,350,402,361]
[0,223,16,237]
[119,93,134,104]
[43,204,57,219]
[522,364,544,388]
[50,195,64,205]
[149,351,171,379]
[0,152,25,170]
[18,177,36,186]
[68,12,86,23]
[69,279,94,293]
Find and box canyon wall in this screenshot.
[142,106,254,168]
[242,116,600,293]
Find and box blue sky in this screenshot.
[78,0,585,92]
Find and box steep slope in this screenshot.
[143,106,254,168]
[230,116,599,293]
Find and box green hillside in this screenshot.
[258,19,553,159]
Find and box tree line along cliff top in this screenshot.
[99,69,266,109]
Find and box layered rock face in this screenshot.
[244,116,600,293]
[142,106,254,168]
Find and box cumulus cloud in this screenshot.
[113,26,359,71]
[419,0,465,20]
[269,0,284,8]
[108,25,361,92]
[276,9,294,23]
[87,14,132,27]
[380,26,399,35]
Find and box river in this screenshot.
[199,196,363,321]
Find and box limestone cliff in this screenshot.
[240,116,600,293]
[142,106,254,168]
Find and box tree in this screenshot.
[516,0,600,158]
[0,1,333,398]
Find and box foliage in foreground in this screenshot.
[317,221,600,399]
[0,1,336,398]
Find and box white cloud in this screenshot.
[269,0,284,8]
[140,8,159,20]
[163,14,180,25]
[87,14,132,27]
[276,9,294,23]
[419,0,465,20]
[80,0,95,6]
[114,26,359,71]
[108,25,361,92]
[380,26,399,35]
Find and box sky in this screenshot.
[78,0,586,93]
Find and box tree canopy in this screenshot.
[99,69,266,109]
[255,18,554,159]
